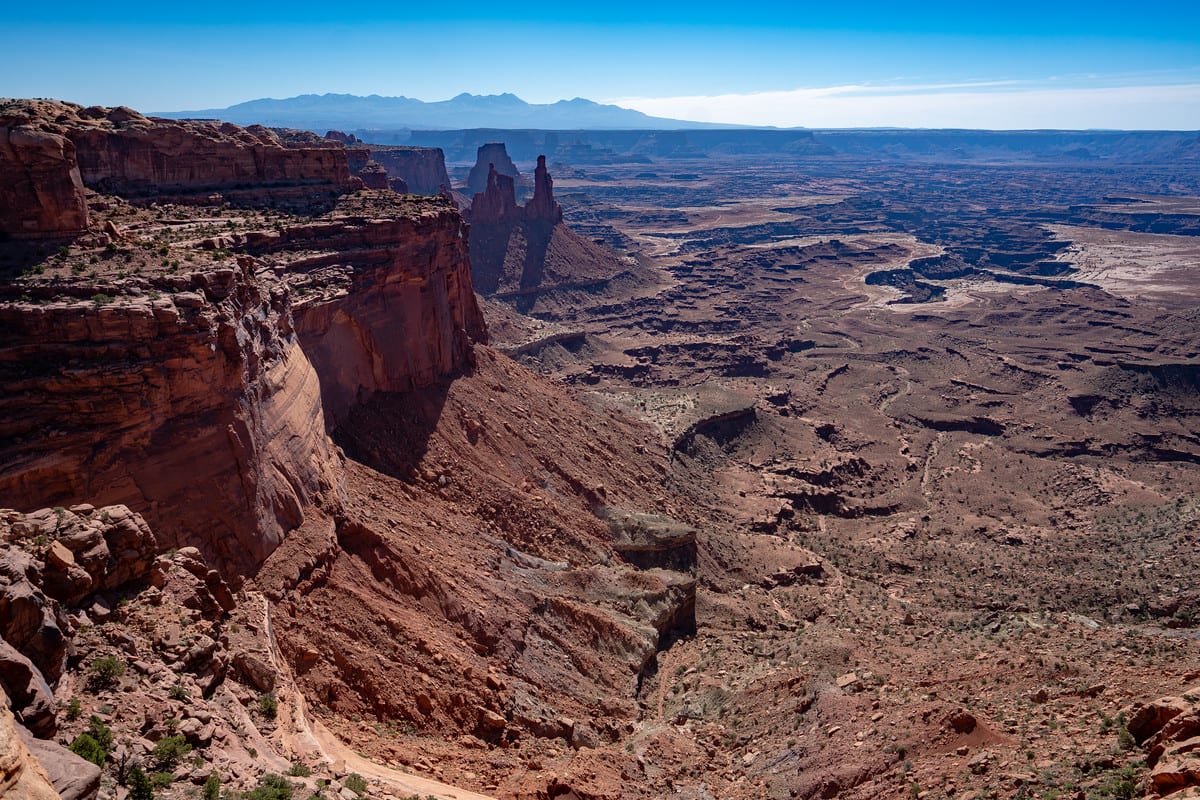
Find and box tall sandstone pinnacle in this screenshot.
[468,151,619,307]
[525,154,562,225]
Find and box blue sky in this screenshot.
[5,1,1200,128]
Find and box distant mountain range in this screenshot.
[154,93,735,132]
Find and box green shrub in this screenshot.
[287,762,311,777]
[258,692,278,720]
[128,766,154,800]
[1116,712,1136,750]
[151,735,192,770]
[65,697,82,720]
[87,656,125,690]
[244,774,293,800]
[69,715,115,766]
[202,774,221,800]
[68,733,106,766]
[344,774,367,796]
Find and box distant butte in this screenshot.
[466,142,521,196]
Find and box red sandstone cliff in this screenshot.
[68,113,357,197]
[0,263,342,577]
[0,99,360,239]
[0,101,90,238]
[205,194,487,424]
[0,195,486,577]
[369,147,453,195]
[0,102,486,577]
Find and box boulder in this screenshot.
[0,687,61,800]
[232,652,276,692]
[1128,696,1192,744]
[0,640,56,737]
[0,544,68,683]
[18,728,101,800]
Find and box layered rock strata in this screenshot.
[66,111,357,197]
[0,264,342,576]
[209,195,488,424]
[369,147,453,195]
[0,99,361,239]
[1,98,487,575]
[0,107,90,238]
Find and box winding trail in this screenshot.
[878,367,913,415]
[254,594,497,800]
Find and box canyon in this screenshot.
[1,95,1199,800]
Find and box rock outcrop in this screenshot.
[323,130,359,145]
[470,164,521,227]
[466,142,520,196]
[0,264,343,577]
[468,153,626,307]
[18,732,100,800]
[229,195,488,424]
[356,161,390,190]
[0,101,90,238]
[5,505,158,607]
[0,639,56,737]
[0,687,62,800]
[0,537,68,685]
[1127,688,1200,797]
[369,147,452,195]
[0,99,360,225]
[525,154,562,225]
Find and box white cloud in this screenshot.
[609,81,1200,129]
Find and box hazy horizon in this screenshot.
[6,0,1200,129]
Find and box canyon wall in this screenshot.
[212,198,487,425]
[0,264,342,577]
[0,198,487,576]
[0,102,486,576]
[369,147,452,195]
[69,115,357,196]
[0,99,359,233]
[0,102,90,238]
